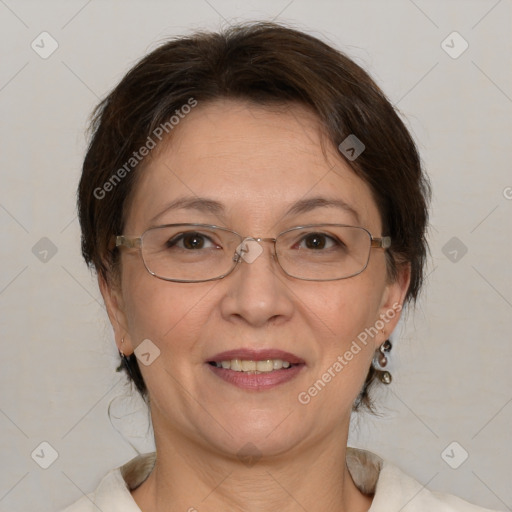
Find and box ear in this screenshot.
[374,262,411,349]
[98,273,134,356]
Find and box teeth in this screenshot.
[256,360,273,372]
[230,359,242,371]
[213,359,293,372]
[242,360,256,371]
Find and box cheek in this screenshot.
[306,275,384,341]
[122,266,216,351]
[300,273,385,385]
[296,279,382,414]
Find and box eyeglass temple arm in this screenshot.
[115,236,141,249]
[371,236,391,249]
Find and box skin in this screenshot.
[100,99,410,512]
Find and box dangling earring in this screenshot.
[119,336,126,358]
[372,337,393,384]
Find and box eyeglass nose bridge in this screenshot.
[232,236,278,265]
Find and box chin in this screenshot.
[195,411,309,461]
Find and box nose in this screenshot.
[219,238,294,327]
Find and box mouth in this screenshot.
[208,358,297,373]
[206,349,305,390]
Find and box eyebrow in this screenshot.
[149,197,225,224]
[149,195,360,225]
[285,197,360,223]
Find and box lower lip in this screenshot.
[207,363,304,390]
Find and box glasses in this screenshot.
[115,223,391,283]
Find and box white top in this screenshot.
[60,447,501,511]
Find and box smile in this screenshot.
[206,349,305,390]
[209,358,293,372]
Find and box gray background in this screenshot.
[0,0,511,511]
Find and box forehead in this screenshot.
[125,99,382,233]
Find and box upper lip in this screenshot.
[207,349,305,365]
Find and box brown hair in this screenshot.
[78,21,430,413]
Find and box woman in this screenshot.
[62,21,499,512]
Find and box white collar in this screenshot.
[63,447,496,511]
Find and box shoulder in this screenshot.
[58,495,98,512]
[423,490,502,512]
[376,462,500,511]
[57,453,156,512]
[346,447,502,512]
[57,469,131,512]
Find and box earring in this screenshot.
[117,337,139,384]
[372,339,392,384]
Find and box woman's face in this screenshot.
[102,99,408,460]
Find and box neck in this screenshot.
[131,424,373,512]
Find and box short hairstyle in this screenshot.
[78,21,430,413]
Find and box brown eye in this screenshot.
[303,234,327,249]
[182,233,205,249]
[167,232,214,250]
